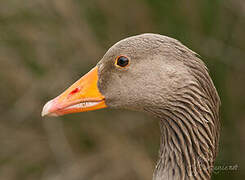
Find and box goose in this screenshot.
[42,33,220,180]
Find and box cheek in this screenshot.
[98,77,125,108]
[102,83,136,109]
[98,69,147,109]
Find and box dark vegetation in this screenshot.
[0,0,244,179]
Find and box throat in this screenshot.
[153,119,214,180]
[146,99,219,180]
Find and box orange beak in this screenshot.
[41,66,107,117]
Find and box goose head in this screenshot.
[42,33,207,115]
[42,33,220,180]
[97,34,193,112]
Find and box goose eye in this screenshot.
[115,56,129,68]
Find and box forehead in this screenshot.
[97,33,191,71]
[101,34,169,62]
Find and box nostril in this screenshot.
[69,87,80,95]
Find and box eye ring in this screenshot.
[115,56,130,68]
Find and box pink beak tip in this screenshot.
[42,99,55,117]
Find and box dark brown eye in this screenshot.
[115,56,129,68]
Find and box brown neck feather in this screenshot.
[145,81,220,180]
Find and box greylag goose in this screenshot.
[42,33,220,180]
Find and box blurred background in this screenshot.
[0,0,244,179]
